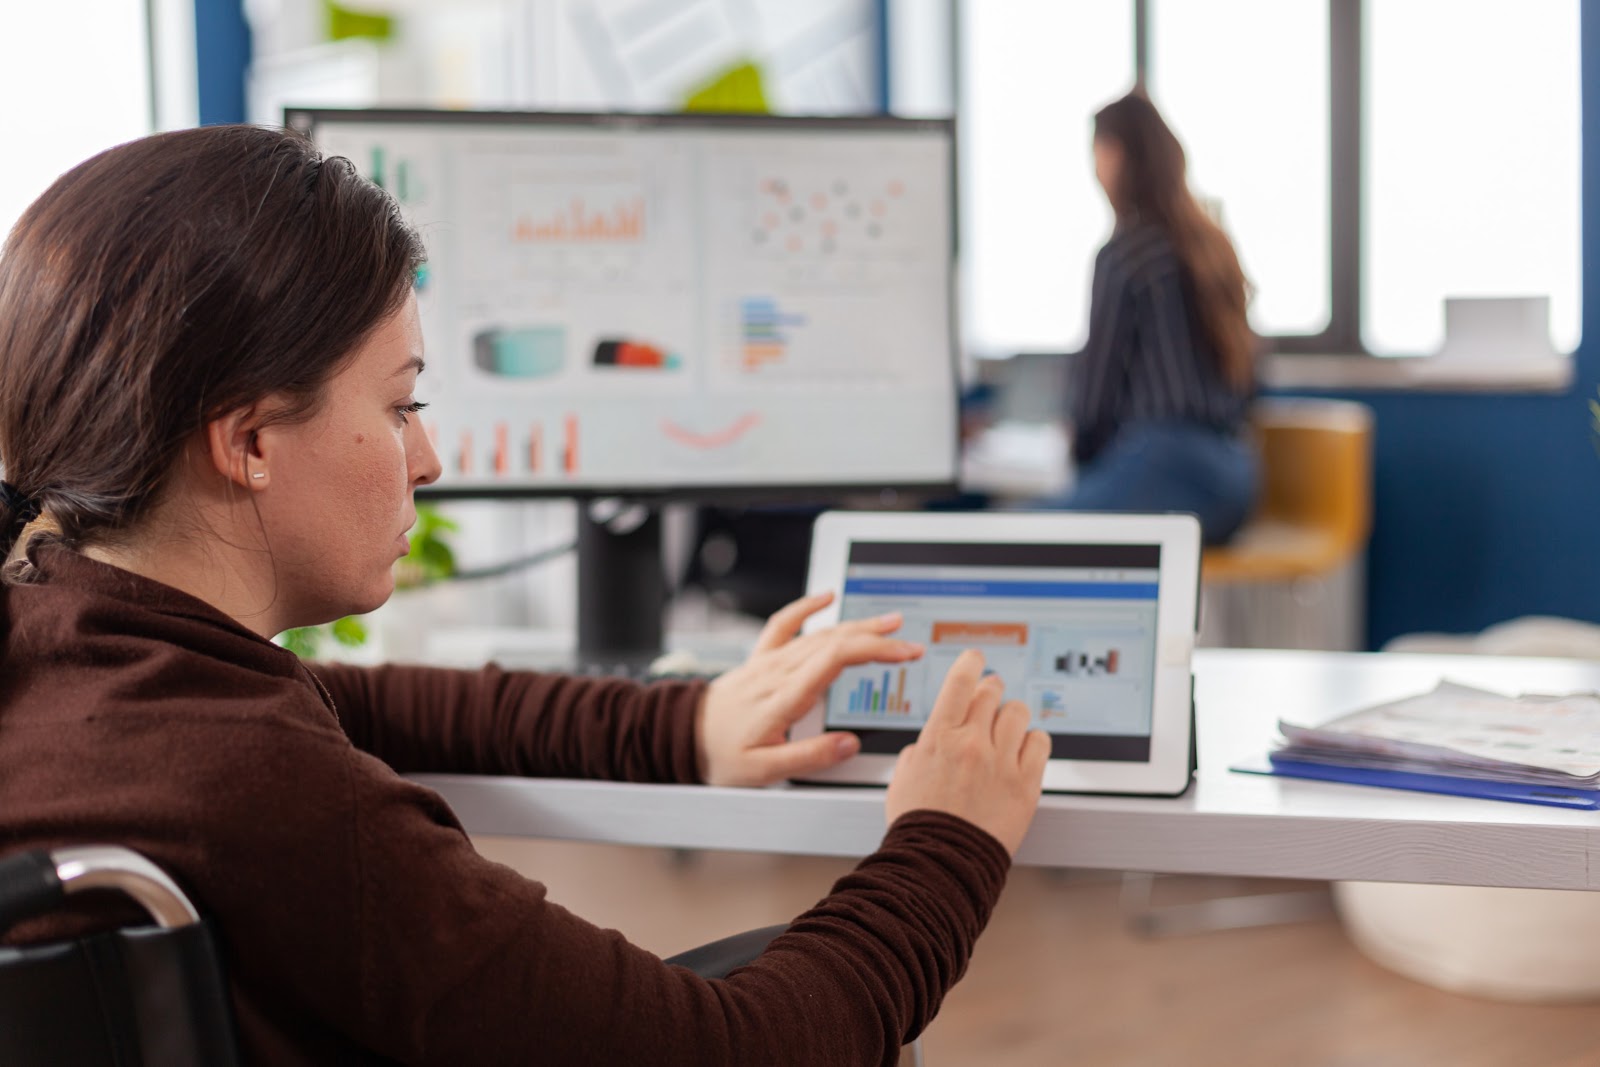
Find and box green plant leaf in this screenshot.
[281,627,320,658]
[417,504,460,534]
[418,538,455,577]
[398,503,459,586]
[330,616,369,647]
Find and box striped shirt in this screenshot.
[1069,223,1252,465]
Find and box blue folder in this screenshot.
[1232,755,1600,810]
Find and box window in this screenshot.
[0,1,153,239]
[945,0,1583,361]
[1149,0,1329,337]
[957,0,1135,356]
[1363,0,1581,355]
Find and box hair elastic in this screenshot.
[0,480,42,535]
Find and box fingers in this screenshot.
[992,699,1031,755]
[774,632,926,720]
[752,591,835,654]
[826,630,925,669]
[746,731,861,783]
[772,611,910,669]
[851,611,906,637]
[968,674,1005,726]
[786,630,924,691]
[924,648,987,731]
[754,597,906,669]
[1021,729,1051,777]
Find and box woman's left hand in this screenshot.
[695,591,924,787]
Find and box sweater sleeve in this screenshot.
[328,746,1010,1066]
[310,661,705,783]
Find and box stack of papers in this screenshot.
[1258,682,1600,808]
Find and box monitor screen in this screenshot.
[288,110,958,497]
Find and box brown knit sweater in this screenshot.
[0,546,1010,1065]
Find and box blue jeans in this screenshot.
[1042,422,1259,545]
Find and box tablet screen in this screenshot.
[824,541,1161,760]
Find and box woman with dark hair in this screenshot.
[1048,90,1259,544]
[0,125,1048,1065]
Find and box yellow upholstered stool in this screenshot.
[1199,399,1374,650]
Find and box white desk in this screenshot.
[414,649,1600,891]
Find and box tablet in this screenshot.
[791,511,1200,796]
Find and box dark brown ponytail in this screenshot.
[1094,91,1255,391]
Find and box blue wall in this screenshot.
[1280,10,1600,648]
[194,0,250,126]
[1321,389,1600,648]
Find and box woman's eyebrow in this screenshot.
[391,356,426,378]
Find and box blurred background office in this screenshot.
[3,0,1588,657]
[4,2,1600,1063]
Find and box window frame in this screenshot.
[1143,0,1358,357]
[150,0,199,132]
[932,0,1578,379]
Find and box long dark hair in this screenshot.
[0,125,424,572]
[1094,91,1254,390]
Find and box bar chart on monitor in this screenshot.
[460,157,660,286]
[508,184,645,244]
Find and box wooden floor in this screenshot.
[475,836,1600,1066]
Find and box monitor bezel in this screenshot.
[284,107,962,505]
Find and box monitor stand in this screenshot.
[576,503,666,667]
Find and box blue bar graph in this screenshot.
[844,669,910,716]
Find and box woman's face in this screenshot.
[254,292,442,627]
[1093,135,1123,208]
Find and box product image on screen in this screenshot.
[825,542,1162,761]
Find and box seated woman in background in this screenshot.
[1047,90,1259,545]
[0,126,1048,1065]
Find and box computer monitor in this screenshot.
[286,108,959,657]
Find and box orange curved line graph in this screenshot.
[660,413,762,450]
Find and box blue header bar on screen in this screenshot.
[842,578,1159,600]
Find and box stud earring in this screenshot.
[251,472,266,481]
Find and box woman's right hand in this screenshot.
[884,648,1050,855]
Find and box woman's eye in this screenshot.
[396,400,429,424]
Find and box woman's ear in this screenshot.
[205,407,268,490]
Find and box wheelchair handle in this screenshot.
[0,846,200,934]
